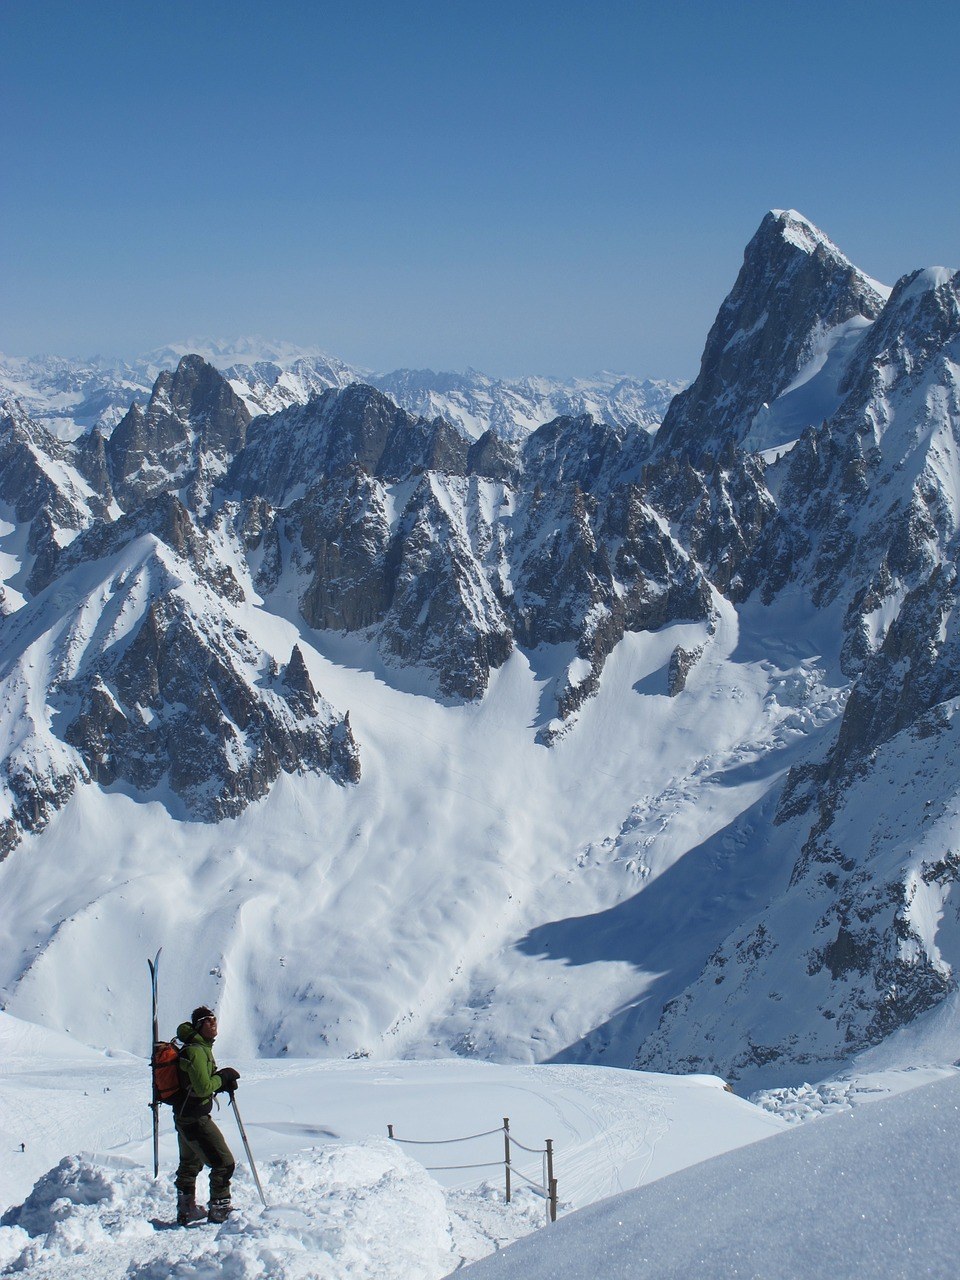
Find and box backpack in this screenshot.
[151,1038,185,1106]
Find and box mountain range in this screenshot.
[1,209,958,1093]
[0,341,682,444]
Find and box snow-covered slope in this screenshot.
[460,1071,960,1280]
[3,1008,956,1278]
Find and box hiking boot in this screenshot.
[207,1197,232,1224]
[176,1192,206,1226]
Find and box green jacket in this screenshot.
[176,1020,225,1118]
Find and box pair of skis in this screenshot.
[148,948,162,1180]
[147,948,267,1207]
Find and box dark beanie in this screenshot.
[191,1005,215,1027]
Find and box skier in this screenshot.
[173,1006,241,1225]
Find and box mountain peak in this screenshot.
[655,212,890,457]
[767,209,842,257]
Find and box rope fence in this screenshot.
[388,1116,558,1224]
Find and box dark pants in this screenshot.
[175,1114,236,1201]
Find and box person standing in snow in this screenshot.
[174,1006,240,1225]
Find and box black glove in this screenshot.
[217,1067,240,1093]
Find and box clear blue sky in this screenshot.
[3,0,958,380]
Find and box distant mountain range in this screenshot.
[1,210,958,1093]
[0,341,684,443]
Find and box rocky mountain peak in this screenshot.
[656,211,889,458]
[106,356,251,509]
[769,208,847,258]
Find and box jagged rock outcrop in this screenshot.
[294,470,396,632]
[62,597,360,818]
[236,399,698,710]
[0,514,360,859]
[27,491,245,603]
[775,266,960,674]
[230,384,469,505]
[667,644,704,695]
[379,474,514,700]
[0,402,107,531]
[642,445,792,603]
[633,225,960,1085]
[106,355,251,509]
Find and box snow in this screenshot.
[0,549,853,1076]
[768,212,892,301]
[4,999,958,1278]
[0,1013,785,1278]
[2,345,684,445]
[459,1073,960,1280]
[898,265,957,304]
[772,209,840,256]
[745,316,874,457]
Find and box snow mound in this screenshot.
[0,1141,545,1279]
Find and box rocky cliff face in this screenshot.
[63,593,360,820]
[656,210,888,459]
[106,354,251,509]
[778,267,960,667]
[632,226,960,1085]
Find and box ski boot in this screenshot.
[207,1197,233,1224]
[176,1191,207,1226]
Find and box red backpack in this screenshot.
[151,1038,184,1106]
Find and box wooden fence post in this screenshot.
[546,1138,557,1222]
[503,1117,511,1203]
[387,1124,394,1140]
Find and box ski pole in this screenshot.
[229,1093,268,1208]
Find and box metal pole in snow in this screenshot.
[503,1117,511,1203]
[230,1094,268,1208]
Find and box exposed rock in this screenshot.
[28,492,245,604]
[62,594,360,820]
[379,475,514,700]
[655,209,887,459]
[230,383,468,505]
[296,470,396,632]
[0,403,105,533]
[106,355,250,509]
[667,644,704,695]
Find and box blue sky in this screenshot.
[3,0,958,379]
